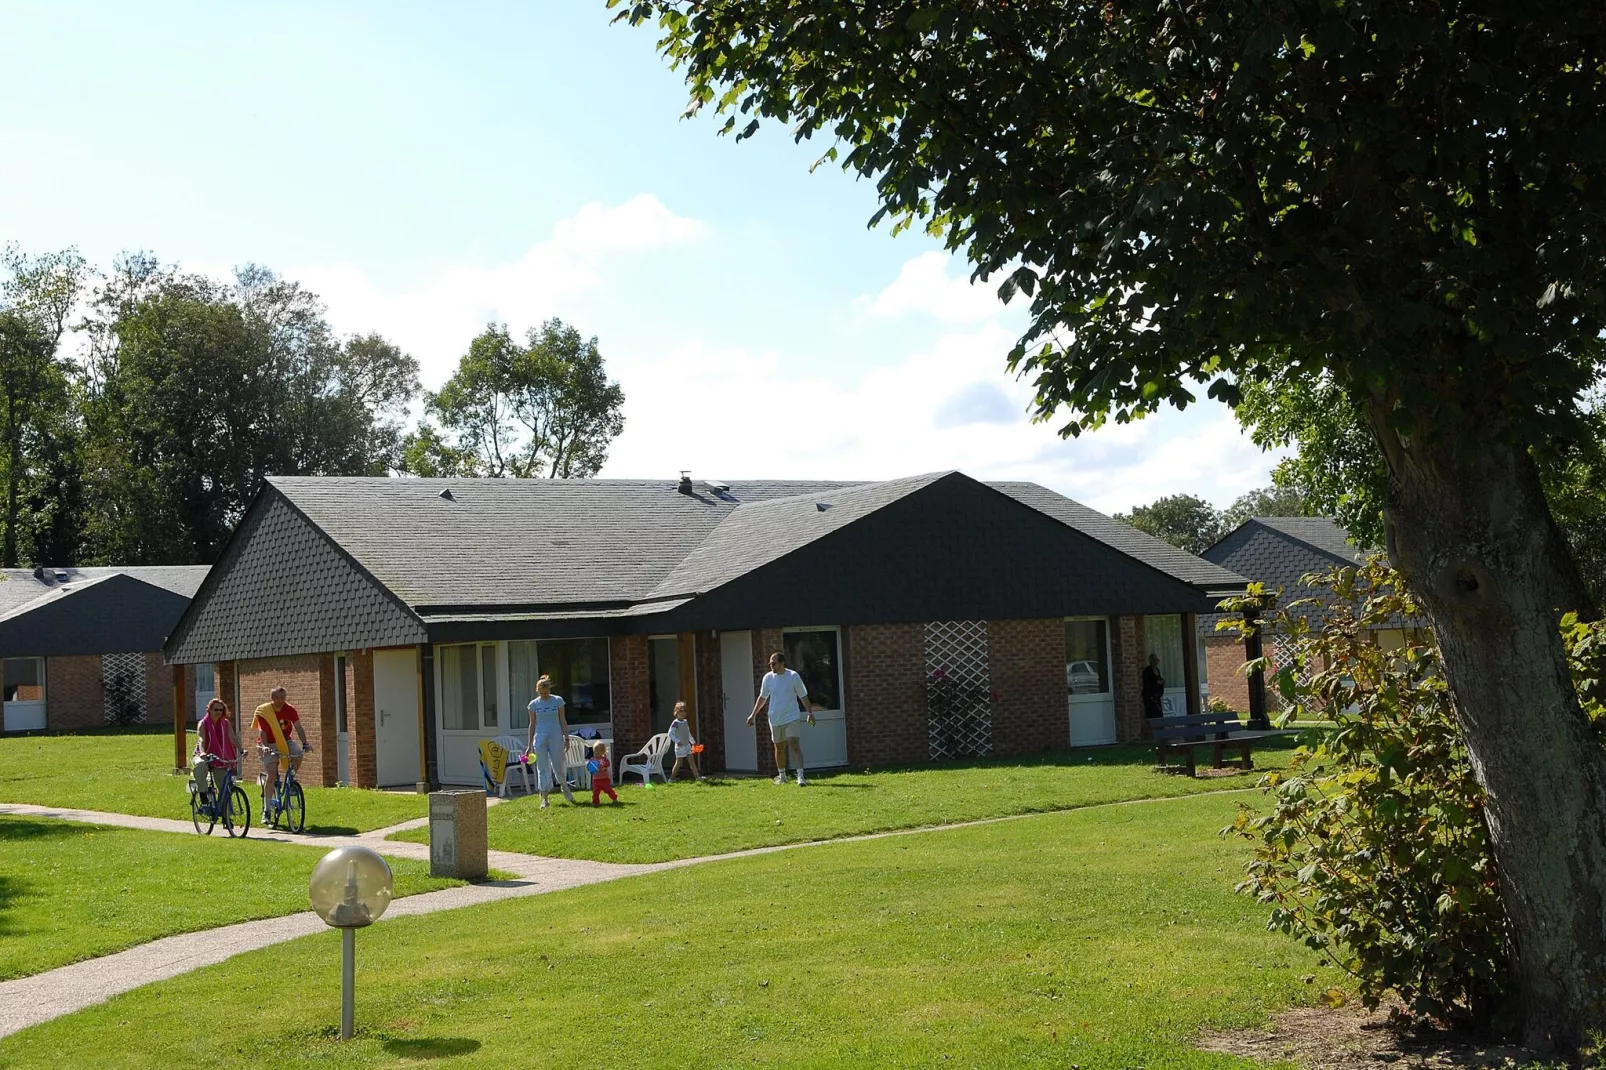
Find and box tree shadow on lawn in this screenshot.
[381,1037,482,1059]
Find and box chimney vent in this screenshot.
[677,471,693,495]
[438,488,455,501]
[32,566,44,579]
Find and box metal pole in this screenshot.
[341,927,355,1040]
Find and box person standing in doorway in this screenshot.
[748,651,814,786]
[524,674,575,809]
[1141,654,1167,720]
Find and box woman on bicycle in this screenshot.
[191,698,240,799]
[523,675,574,809]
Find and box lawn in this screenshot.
[391,737,1298,863]
[0,728,428,834]
[0,793,1334,1068]
[0,815,465,980]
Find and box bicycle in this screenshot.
[189,755,251,838]
[260,744,309,833]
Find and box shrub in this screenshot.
[1220,562,1512,1026]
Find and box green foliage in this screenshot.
[1223,562,1511,1024]
[1221,483,1307,532]
[1113,493,1225,554]
[424,318,625,479]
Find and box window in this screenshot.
[480,646,498,728]
[1064,618,1110,694]
[783,629,841,711]
[195,663,215,694]
[508,638,612,730]
[334,656,348,734]
[1145,615,1185,685]
[539,638,611,727]
[2,658,43,703]
[440,645,480,731]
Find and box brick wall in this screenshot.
[989,619,1066,755]
[610,635,650,759]
[1203,636,1250,714]
[842,622,926,767]
[143,652,177,727]
[235,654,332,787]
[694,631,724,773]
[45,655,104,731]
[752,629,784,775]
[348,650,377,789]
[1111,614,1148,742]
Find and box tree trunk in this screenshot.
[1376,418,1606,1056]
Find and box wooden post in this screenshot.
[1181,612,1201,716]
[1244,608,1270,730]
[172,664,188,771]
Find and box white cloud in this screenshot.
[295,194,705,384]
[859,250,1006,325]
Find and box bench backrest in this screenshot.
[1152,713,1244,740]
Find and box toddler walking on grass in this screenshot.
[590,742,618,805]
[668,701,704,781]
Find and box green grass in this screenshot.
[0,815,465,980]
[0,727,428,834]
[0,793,1334,1068]
[391,738,1298,863]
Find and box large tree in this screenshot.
[423,318,625,478]
[81,255,419,562]
[615,0,1606,1052]
[0,246,88,567]
[1114,493,1224,554]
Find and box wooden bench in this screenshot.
[1152,713,1254,776]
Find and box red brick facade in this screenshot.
[988,618,1067,755]
[43,655,104,730]
[693,631,724,774]
[609,635,650,759]
[1111,614,1148,743]
[841,622,926,767]
[752,629,784,775]
[348,650,378,789]
[1203,635,1250,714]
[233,654,332,787]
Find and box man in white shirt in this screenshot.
[748,651,814,785]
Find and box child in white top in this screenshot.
[667,701,703,781]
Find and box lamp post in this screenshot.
[308,845,394,1040]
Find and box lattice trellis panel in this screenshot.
[924,620,994,760]
[1269,633,1313,713]
[102,652,149,725]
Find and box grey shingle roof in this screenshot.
[1243,517,1363,565]
[990,482,1248,591]
[0,572,204,658]
[0,566,208,617]
[268,476,855,612]
[1199,517,1371,629]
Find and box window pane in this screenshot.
[538,638,612,727]
[481,646,498,728]
[1145,615,1185,685]
[508,641,536,730]
[1064,619,1110,694]
[3,658,43,702]
[334,656,347,733]
[783,631,840,711]
[195,663,215,692]
[441,645,479,731]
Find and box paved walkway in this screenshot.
[0,787,1255,1040]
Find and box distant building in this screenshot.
[0,566,211,733]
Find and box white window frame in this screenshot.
[435,642,503,735]
[1064,615,1114,701]
[779,624,846,716]
[2,656,46,704]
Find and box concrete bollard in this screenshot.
[428,790,487,880]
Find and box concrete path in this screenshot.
[0,786,1256,1040]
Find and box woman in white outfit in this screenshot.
[523,675,574,808]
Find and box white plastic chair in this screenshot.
[490,735,533,798]
[617,732,672,786]
[564,735,591,789]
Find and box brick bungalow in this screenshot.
[164,472,1247,788]
[0,566,211,735]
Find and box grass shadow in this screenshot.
[381,1037,482,1059]
[0,816,80,841]
[302,824,361,836]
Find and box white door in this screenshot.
[720,631,757,772]
[334,655,350,785]
[2,657,46,732]
[374,648,422,788]
[785,627,847,768]
[193,663,216,724]
[1066,618,1117,746]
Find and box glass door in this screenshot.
[782,627,847,767]
[1066,617,1116,745]
[334,655,349,785]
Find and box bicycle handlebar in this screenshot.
[198,753,239,768]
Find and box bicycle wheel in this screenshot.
[225,785,252,838]
[284,781,306,833]
[190,790,216,835]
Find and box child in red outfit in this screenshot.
[590,742,619,805]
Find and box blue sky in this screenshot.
[1,1,1280,514]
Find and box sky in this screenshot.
[0,1,1282,515]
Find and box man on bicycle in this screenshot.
[253,686,311,816]
[191,697,240,799]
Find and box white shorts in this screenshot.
[770,720,804,743]
[260,741,303,767]
[674,743,692,758]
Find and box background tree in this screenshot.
[1114,494,1225,554]
[426,318,625,479]
[1221,482,1308,533]
[616,0,1606,1050]
[0,245,88,567]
